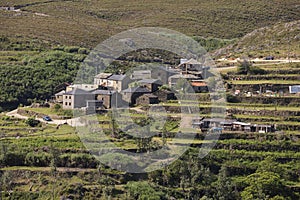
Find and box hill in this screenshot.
[214,20,300,58]
[1,0,299,48]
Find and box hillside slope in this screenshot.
[214,20,300,58]
[1,0,299,47]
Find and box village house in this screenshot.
[92,89,120,109]
[136,94,159,105]
[107,74,131,92]
[137,79,162,92]
[62,88,95,109]
[54,90,65,103]
[94,73,112,87]
[168,74,200,87]
[177,58,202,73]
[121,86,151,105]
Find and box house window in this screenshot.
[69,96,71,99]
[65,96,67,99]
[65,102,67,106]
[69,103,71,106]
[102,97,104,100]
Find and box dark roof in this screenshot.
[122,86,150,93]
[64,88,92,95]
[138,79,162,84]
[108,74,127,81]
[92,90,116,95]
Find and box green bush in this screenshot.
[25,152,52,167]
[25,118,40,127]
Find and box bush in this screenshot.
[25,118,41,127]
[64,46,79,53]
[25,152,52,167]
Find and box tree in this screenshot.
[241,171,286,200]
[126,181,164,200]
[25,117,40,127]
[237,59,251,75]
[213,166,239,200]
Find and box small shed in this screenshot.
[136,94,159,105]
[190,81,208,93]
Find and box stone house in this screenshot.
[94,73,112,87]
[92,90,117,109]
[54,90,65,103]
[136,94,159,105]
[121,86,151,105]
[137,79,162,92]
[107,74,131,92]
[153,89,176,102]
[62,88,95,109]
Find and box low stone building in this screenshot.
[92,90,117,109]
[121,86,151,105]
[190,81,208,93]
[137,79,162,92]
[136,94,159,105]
[153,89,176,102]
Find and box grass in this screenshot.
[1,0,299,48]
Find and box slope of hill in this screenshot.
[1,0,299,47]
[214,20,300,58]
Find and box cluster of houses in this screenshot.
[192,117,276,133]
[53,59,210,112]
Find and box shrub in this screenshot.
[25,152,52,167]
[25,118,41,127]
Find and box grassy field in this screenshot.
[1,0,300,48]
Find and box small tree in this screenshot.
[25,118,40,127]
[237,59,251,75]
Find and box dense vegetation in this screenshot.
[0,43,88,110]
[0,114,299,199]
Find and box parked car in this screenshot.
[43,116,52,121]
[264,56,274,60]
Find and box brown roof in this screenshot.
[191,82,207,87]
